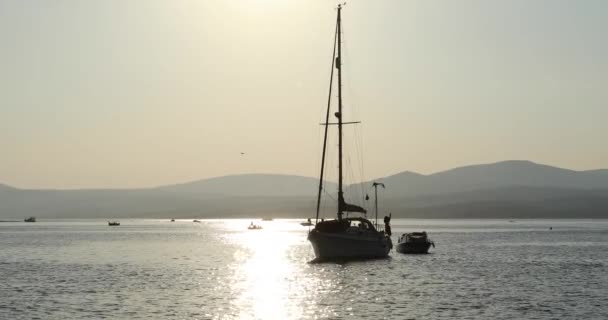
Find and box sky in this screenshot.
[1,0,607,189]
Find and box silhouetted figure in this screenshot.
[384,213,392,236]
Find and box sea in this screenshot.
[1,219,607,320]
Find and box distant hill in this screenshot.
[158,174,335,197]
[0,183,17,192]
[353,160,608,198]
[1,161,607,219]
[377,186,608,219]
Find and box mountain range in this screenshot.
[1,160,607,219]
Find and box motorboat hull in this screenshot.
[396,242,431,254]
[308,230,392,260]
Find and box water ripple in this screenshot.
[0,219,607,319]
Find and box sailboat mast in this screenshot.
[337,4,344,218]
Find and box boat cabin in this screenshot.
[314,217,379,234]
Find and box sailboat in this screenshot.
[308,5,392,260]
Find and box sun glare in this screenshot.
[225,0,294,17]
[225,220,305,319]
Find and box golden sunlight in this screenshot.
[226,220,305,319]
[226,0,294,17]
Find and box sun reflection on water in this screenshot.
[224,220,308,320]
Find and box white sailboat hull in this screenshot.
[308,230,392,259]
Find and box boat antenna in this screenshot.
[372,182,385,229]
[314,9,339,225]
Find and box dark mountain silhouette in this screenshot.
[376,186,608,219]
[353,160,608,198]
[158,174,335,197]
[0,183,18,192]
[0,161,607,219]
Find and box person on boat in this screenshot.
[358,222,366,231]
[384,213,392,236]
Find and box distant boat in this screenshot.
[261,218,273,221]
[396,232,435,254]
[108,221,120,226]
[193,220,201,223]
[24,217,36,223]
[248,222,262,230]
[300,218,313,226]
[171,219,175,222]
[307,5,392,260]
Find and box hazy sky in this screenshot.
[1,0,607,189]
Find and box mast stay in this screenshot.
[314,14,338,225]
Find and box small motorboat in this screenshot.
[396,231,435,254]
[24,217,36,222]
[171,219,175,222]
[192,220,201,223]
[248,222,262,230]
[108,221,120,226]
[300,218,313,226]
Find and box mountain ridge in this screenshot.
[0,183,18,191]
[1,160,607,219]
[157,173,336,197]
[2,160,606,192]
[361,160,608,198]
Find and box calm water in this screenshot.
[1,219,607,319]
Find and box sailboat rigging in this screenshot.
[308,5,392,260]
